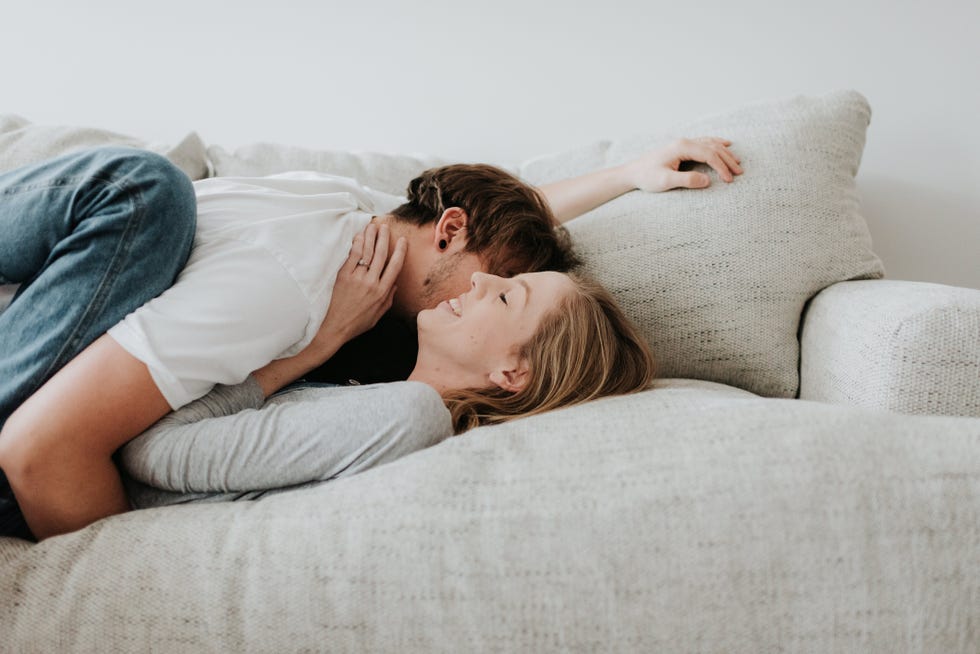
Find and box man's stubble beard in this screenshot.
[415,251,466,315]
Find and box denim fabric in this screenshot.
[0,147,197,540]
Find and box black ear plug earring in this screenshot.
[439,239,447,250]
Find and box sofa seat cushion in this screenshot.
[2,389,977,652]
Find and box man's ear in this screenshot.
[433,207,469,251]
[488,360,530,394]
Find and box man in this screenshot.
[0,137,741,540]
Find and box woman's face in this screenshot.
[415,270,575,392]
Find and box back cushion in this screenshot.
[0,115,209,181]
[208,142,457,198]
[519,90,884,397]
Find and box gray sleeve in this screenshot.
[120,379,453,494]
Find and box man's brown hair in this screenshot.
[390,164,581,276]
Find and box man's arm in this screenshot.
[0,335,171,540]
[537,137,743,224]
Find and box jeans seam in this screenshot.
[36,173,148,381]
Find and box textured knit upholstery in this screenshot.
[800,279,980,417]
[2,380,978,652]
[520,90,885,398]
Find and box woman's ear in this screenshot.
[488,361,530,394]
[433,207,469,251]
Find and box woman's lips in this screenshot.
[440,299,460,316]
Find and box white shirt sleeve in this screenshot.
[108,237,311,410]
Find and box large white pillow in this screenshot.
[0,114,209,181]
[519,90,884,398]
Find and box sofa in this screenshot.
[1,90,978,653]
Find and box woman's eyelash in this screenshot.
[499,292,508,305]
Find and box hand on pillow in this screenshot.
[622,137,742,192]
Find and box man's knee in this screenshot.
[133,151,197,256]
[88,148,198,269]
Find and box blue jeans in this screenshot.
[0,147,197,540]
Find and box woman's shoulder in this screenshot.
[271,380,442,407]
[269,380,452,441]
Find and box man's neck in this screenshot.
[370,214,412,254]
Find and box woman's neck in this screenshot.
[406,364,450,396]
[407,352,486,397]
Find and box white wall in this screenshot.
[3,0,977,288]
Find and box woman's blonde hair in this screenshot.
[442,273,655,434]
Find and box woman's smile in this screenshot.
[440,297,462,317]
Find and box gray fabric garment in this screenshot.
[119,377,453,508]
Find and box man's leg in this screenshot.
[0,147,197,539]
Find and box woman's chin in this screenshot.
[415,306,439,332]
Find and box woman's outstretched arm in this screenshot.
[0,335,171,540]
[537,137,743,224]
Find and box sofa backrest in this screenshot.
[1,91,885,397]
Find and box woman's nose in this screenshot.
[470,271,500,293]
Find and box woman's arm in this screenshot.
[121,380,452,493]
[537,137,743,224]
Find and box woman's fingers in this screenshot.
[686,139,741,183]
[703,150,733,183]
[360,222,377,269]
[719,148,742,176]
[369,223,390,274]
[380,237,407,288]
[346,230,365,272]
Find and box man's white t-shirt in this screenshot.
[107,171,405,410]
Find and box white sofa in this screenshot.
[1,90,978,653]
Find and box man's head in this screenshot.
[386,163,581,317]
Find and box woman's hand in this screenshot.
[621,137,742,192]
[251,222,406,397]
[320,221,407,345]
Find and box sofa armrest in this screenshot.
[799,280,980,417]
